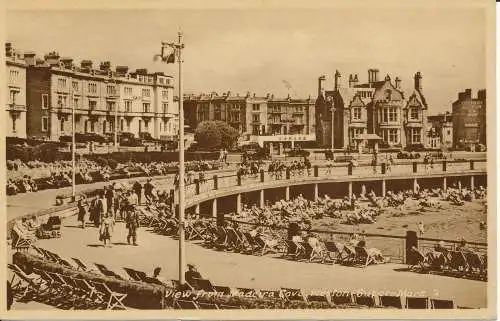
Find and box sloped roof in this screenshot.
[407,90,428,109]
[372,77,404,102]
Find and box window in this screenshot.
[162,103,168,113]
[42,94,49,109]
[144,120,149,130]
[143,103,150,113]
[57,95,67,108]
[410,108,419,120]
[162,90,168,99]
[73,98,79,108]
[90,121,95,132]
[125,101,132,112]
[388,129,399,144]
[124,87,132,96]
[88,83,97,94]
[350,128,363,140]
[9,70,19,82]
[107,85,116,96]
[120,119,124,131]
[9,90,18,104]
[72,81,78,91]
[58,78,67,89]
[60,119,64,132]
[142,89,151,97]
[42,117,49,132]
[382,107,398,122]
[12,117,16,132]
[89,100,97,110]
[106,101,115,111]
[103,121,107,134]
[252,114,260,122]
[352,107,362,120]
[411,128,421,143]
[252,104,260,111]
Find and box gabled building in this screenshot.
[315,68,429,150]
[5,43,27,138]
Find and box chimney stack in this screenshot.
[45,51,61,66]
[318,75,326,97]
[81,60,93,71]
[368,68,379,85]
[395,77,401,89]
[100,61,111,72]
[116,65,129,76]
[349,74,359,88]
[414,72,423,91]
[23,52,36,66]
[334,70,341,90]
[5,42,12,57]
[61,57,73,69]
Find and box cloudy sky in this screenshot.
[6,3,488,113]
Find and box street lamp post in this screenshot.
[156,32,186,284]
[71,79,76,201]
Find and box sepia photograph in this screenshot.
[1,0,496,319]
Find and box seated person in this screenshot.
[456,239,472,253]
[26,215,40,231]
[185,264,203,286]
[151,267,167,283]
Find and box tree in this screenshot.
[194,121,239,149]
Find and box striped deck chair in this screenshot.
[8,264,48,299]
[331,291,353,306]
[353,293,376,307]
[213,285,232,295]
[323,241,343,264]
[353,246,375,267]
[94,263,124,280]
[447,251,469,275]
[91,281,128,310]
[11,227,35,252]
[408,247,428,272]
[123,267,142,281]
[463,251,486,277]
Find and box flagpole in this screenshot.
[177,31,186,285]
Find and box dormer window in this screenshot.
[352,107,362,120]
[385,89,392,101]
[409,107,419,120]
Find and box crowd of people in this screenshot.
[6,159,223,196]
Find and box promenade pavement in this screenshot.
[11,215,487,309]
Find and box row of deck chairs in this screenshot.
[410,247,487,281]
[8,261,127,310]
[171,281,457,309]
[202,224,384,268]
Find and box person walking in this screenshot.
[126,204,140,246]
[133,181,142,205]
[144,179,154,204]
[77,198,88,229]
[105,184,115,217]
[100,213,114,247]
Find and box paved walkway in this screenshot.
[12,215,487,309]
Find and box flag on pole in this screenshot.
[282,80,292,89]
[166,49,176,64]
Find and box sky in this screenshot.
[6,6,487,114]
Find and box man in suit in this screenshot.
[185,264,202,286]
[125,204,140,246]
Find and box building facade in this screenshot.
[452,89,486,150]
[315,69,429,150]
[184,92,315,153]
[427,113,453,150]
[23,49,176,141]
[5,43,27,138]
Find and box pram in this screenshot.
[37,216,62,239]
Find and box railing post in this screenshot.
[412,162,417,173]
[195,180,200,195]
[213,175,218,190]
[260,169,265,183]
[286,168,291,180]
[442,160,447,172]
[237,172,242,186]
[348,163,353,176]
[470,160,474,170]
[314,165,319,177]
[381,163,386,175]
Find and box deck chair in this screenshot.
[197,302,219,309]
[338,244,356,264]
[91,281,128,310]
[323,241,343,264]
[257,235,281,256]
[353,294,376,307]
[408,247,428,271]
[174,300,199,309]
[73,278,104,305]
[214,226,228,248]
[192,278,216,292]
[31,245,47,259]
[259,289,283,300]
[281,287,306,302]
[354,246,375,267]
[447,251,469,274]
[171,279,195,291]
[243,232,260,253]
[123,267,142,281]
[11,227,34,252]
[406,296,429,309]
[94,263,124,280]
[213,285,232,295]
[331,292,353,306]
[8,263,48,299]
[236,287,258,297]
[464,251,486,275]
[307,293,330,303]
[72,257,95,272]
[430,298,455,309]
[379,295,403,309]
